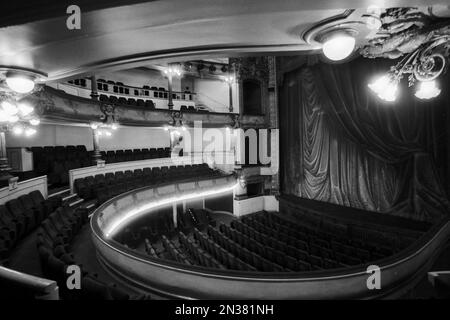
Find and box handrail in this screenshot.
[0,175,48,205]
[0,266,59,300]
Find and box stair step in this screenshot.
[48,188,71,198]
[69,198,84,207]
[62,193,78,202]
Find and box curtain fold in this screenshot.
[280,57,449,222]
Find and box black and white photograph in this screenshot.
[0,0,449,307]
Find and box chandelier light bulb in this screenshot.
[6,74,35,94]
[415,80,441,100]
[368,75,399,102]
[25,127,37,137]
[18,103,34,116]
[29,118,40,126]
[8,115,19,123]
[12,125,23,135]
[1,101,18,116]
[322,32,356,61]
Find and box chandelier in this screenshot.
[363,7,450,102]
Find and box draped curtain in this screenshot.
[280,57,449,222]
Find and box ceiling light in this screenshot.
[1,101,18,115]
[368,74,399,102]
[415,80,441,100]
[24,127,36,137]
[105,130,112,137]
[90,123,98,130]
[29,118,40,126]
[18,103,34,116]
[111,123,118,130]
[322,31,356,61]
[6,74,35,94]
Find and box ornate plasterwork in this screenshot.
[361,7,450,60]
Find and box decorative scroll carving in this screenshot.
[231,57,269,81]
[100,103,118,124]
[361,7,450,60]
[170,111,183,127]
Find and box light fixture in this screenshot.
[1,101,18,115]
[181,126,187,131]
[111,123,118,130]
[368,74,399,102]
[6,74,35,94]
[8,115,19,123]
[12,125,23,135]
[164,64,182,77]
[18,103,34,116]
[24,127,36,137]
[163,126,169,131]
[321,31,356,61]
[29,118,40,126]
[223,75,234,84]
[90,123,99,130]
[414,80,441,100]
[104,130,112,137]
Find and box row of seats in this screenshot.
[99,94,200,112]
[30,146,90,181]
[0,191,61,262]
[247,213,394,261]
[102,147,171,163]
[118,207,214,250]
[74,163,220,203]
[178,232,226,269]
[222,222,327,271]
[30,145,172,187]
[240,214,373,267]
[36,205,148,300]
[129,210,419,274]
[194,228,267,271]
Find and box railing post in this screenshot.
[91,128,102,165]
[0,129,13,187]
[90,75,99,101]
[167,74,174,110]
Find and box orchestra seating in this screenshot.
[74,163,222,204]
[118,210,421,274]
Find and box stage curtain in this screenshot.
[280,58,449,222]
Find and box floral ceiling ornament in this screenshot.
[362,6,450,101]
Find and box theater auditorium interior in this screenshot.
[0,1,449,301]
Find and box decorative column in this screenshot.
[91,127,102,165]
[164,65,182,110]
[224,75,234,112]
[0,129,13,187]
[167,74,174,110]
[90,75,99,101]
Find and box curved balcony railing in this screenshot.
[90,175,450,299]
